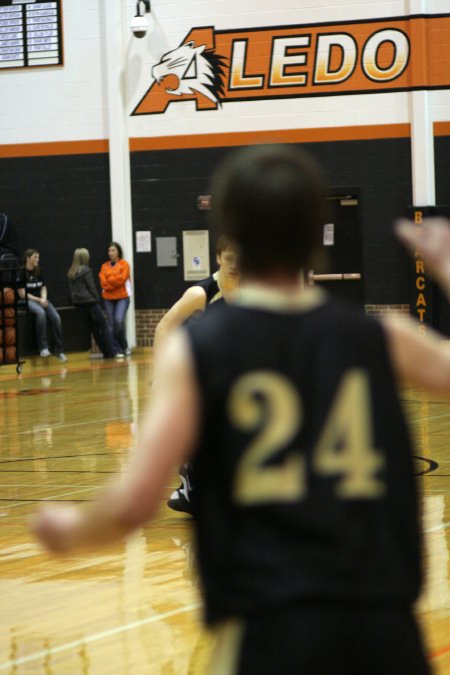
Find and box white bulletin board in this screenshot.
[0,0,63,70]
[183,230,210,281]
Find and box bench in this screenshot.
[17,305,92,357]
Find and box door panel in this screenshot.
[310,194,364,307]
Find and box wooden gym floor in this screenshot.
[0,350,449,674]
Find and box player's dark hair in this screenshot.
[215,234,236,255]
[211,144,326,276]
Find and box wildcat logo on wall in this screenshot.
[132,14,450,115]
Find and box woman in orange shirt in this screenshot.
[99,242,131,356]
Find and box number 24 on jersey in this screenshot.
[228,369,385,505]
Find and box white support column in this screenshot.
[103,0,136,347]
[410,90,436,206]
[409,0,436,207]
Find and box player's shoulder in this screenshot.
[181,284,208,309]
[193,274,214,290]
[193,274,219,299]
[184,298,230,334]
[183,283,207,298]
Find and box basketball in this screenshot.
[2,287,14,306]
[5,326,16,346]
[5,346,16,364]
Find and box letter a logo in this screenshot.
[132,27,227,115]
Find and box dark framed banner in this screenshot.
[407,205,450,335]
[0,0,63,70]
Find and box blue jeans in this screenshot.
[82,303,118,358]
[28,300,64,354]
[103,297,129,353]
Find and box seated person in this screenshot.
[19,248,67,362]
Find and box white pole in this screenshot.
[103,0,136,348]
[409,0,436,207]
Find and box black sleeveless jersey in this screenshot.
[184,289,422,625]
[194,272,224,307]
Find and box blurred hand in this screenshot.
[395,217,450,290]
[31,505,81,554]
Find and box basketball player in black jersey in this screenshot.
[153,236,240,514]
[34,144,450,674]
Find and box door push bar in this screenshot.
[308,272,362,283]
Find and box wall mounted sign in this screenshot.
[0,0,62,70]
[183,230,210,280]
[407,206,450,336]
[323,223,335,246]
[407,207,437,334]
[136,230,152,253]
[132,14,450,115]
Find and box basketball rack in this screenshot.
[0,265,27,374]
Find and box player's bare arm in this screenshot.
[384,216,450,396]
[153,285,207,357]
[384,316,450,396]
[32,330,200,554]
[395,217,450,293]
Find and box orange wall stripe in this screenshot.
[0,139,109,158]
[0,122,449,158]
[130,125,411,151]
[435,121,450,136]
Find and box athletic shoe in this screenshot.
[115,353,125,359]
[167,464,194,515]
[167,487,194,515]
[125,347,132,356]
[57,353,68,363]
[40,349,51,358]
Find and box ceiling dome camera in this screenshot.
[130,14,149,38]
[130,0,151,38]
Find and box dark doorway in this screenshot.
[309,192,364,308]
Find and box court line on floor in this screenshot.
[409,411,450,424]
[419,488,450,493]
[0,354,151,384]
[0,485,98,512]
[0,483,100,488]
[0,452,123,466]
[430,643,450,662]
[0,413,140,439]
[424,520,450,534]
[0,603,201,671]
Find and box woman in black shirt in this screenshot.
[67,248,122,359]
[21,248,67,362]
